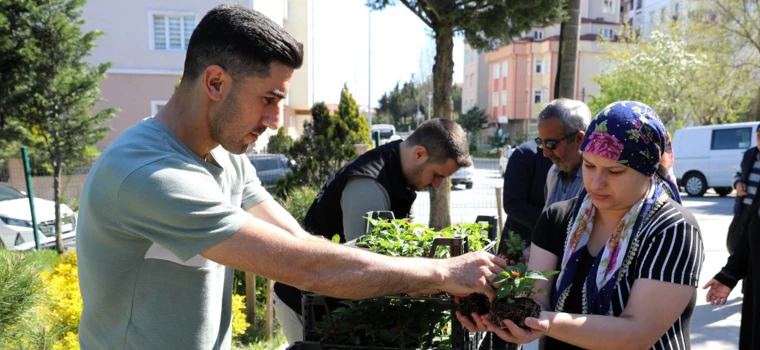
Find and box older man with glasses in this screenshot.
[536,99,592,208]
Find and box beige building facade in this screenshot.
[81,0,313,152]
[481,2,621,141]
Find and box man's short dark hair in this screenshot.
[182,3,303,83]
[405,119,472,167]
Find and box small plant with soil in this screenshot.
[488,263,558,328]
[499,230,527,266]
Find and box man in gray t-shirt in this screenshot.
[77,5,506,350]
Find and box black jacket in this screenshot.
[734,147,760,215]
[302,140,416,242]
[502,140,553,242]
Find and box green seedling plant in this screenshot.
[501,230,527,266]
[488,263,558,328]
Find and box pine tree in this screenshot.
[2,0,116,253]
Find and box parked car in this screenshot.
[451,157,474,189]
[248,154,294,191]
[0,183,77,250]
[672,121,760,197]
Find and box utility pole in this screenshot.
[367,8,372,130]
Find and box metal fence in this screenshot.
[1,158,93,208]
[410,156,505,228]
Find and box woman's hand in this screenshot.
[454,296,490,332]
[480,312,552,344]
[703,279,732,305]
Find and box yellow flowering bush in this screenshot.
[53,332,80,350]
[40,251,82,332]
[232,293,251,339]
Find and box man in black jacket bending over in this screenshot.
[273,118,472,344]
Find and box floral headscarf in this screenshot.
[552,101,679,316]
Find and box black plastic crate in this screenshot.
[302,236,495,350]
[300,214,498,350]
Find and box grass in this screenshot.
[234,329,287,350]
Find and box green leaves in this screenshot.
[492,271,511,285]
[356,219,491,258]
[494,267,559,302]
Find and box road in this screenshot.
[414,158,741,349]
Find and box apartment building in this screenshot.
[481,0,622,139]
[81,0,313,152]
[462,42,490,115]
[620,0,684,34]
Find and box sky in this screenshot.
[312,1,464,107]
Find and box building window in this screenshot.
[603,0,616,13]
[493,92,499,107]
[533,30,543,40]
[150,12,196,51]
[535,59,544,74]
[493,64,500,79]
[601,28,615,39]
[502,61,508,77]
[151,100,168,115]
[501,91,507,107]
[534,90,542,104]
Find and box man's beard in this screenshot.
[210,93,248,155]
[406,163,426,190]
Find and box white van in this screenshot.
[672,121,760,197]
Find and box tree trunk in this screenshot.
[752,86,760,121]
[53,146,64,254]
[557,0,581,99]
[428,25,454,230]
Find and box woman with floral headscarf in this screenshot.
[458,102,704,349]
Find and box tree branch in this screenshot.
[418,0,443,22]
[398,0,433,27]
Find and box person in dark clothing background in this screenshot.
[273,119,473,344]
[501,140,553,248]
[703,127,760,350]
[725,134,760,255]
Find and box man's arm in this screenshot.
[341,177,391,242]
[246,199,325,242]
[201,218,506,300]
[502,149,543,229]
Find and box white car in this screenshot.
[451,157,474,189]
[0,183,77,250]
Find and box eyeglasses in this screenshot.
[535,131,578,150]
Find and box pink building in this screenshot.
[476,0,622,140]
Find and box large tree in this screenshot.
[556,0,581,99]
[590,24,755,127]
[4,0,116,253]
[690,0,760,120]
[368,0,565,229]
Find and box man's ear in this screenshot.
[575,130,586,144]
[203,65,229,102]
[413,145,428,163]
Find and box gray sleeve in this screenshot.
[341,177,391,242]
